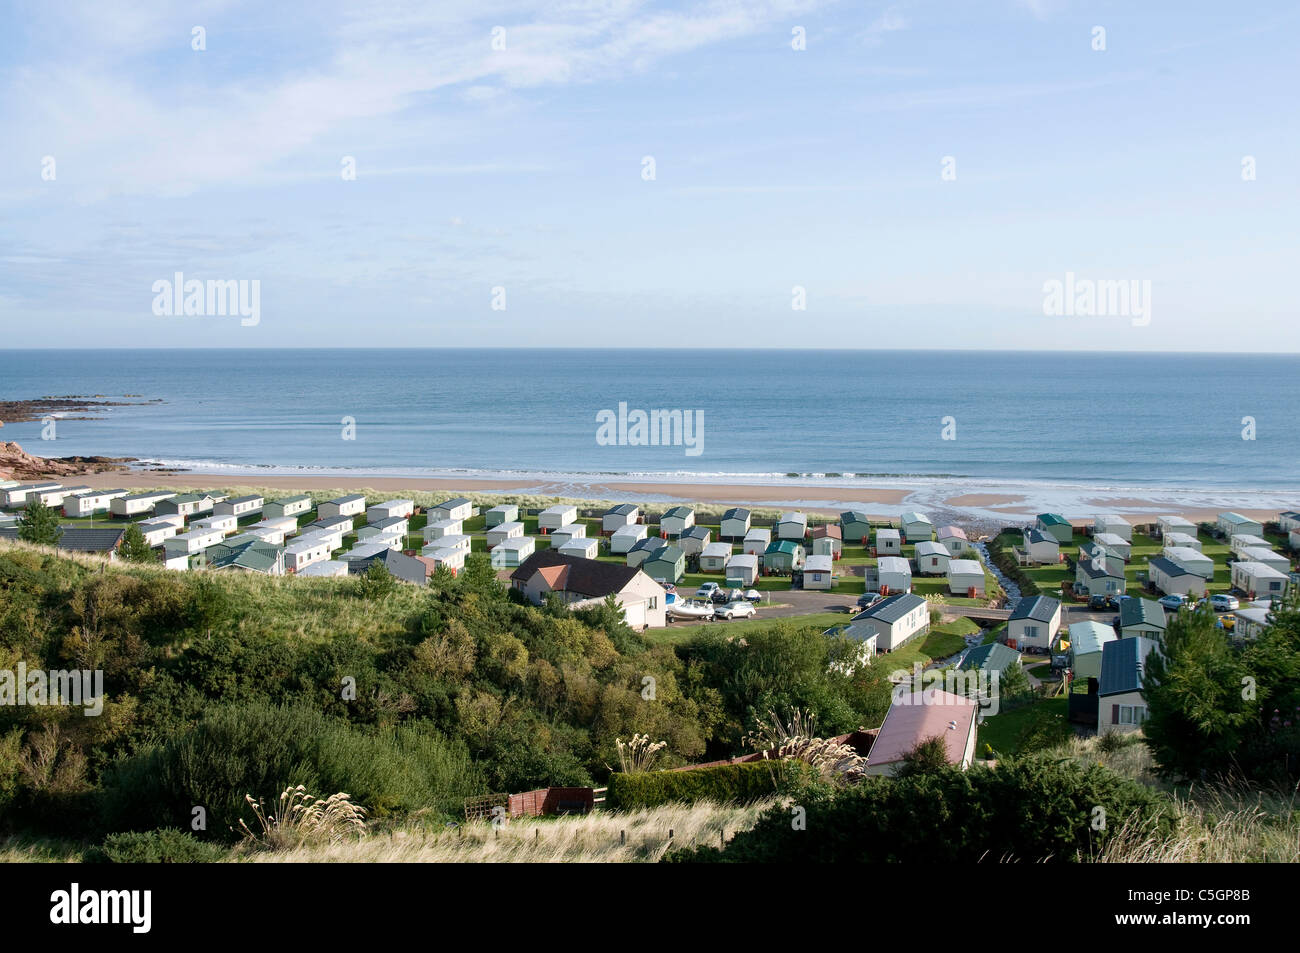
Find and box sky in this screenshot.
[1,0,1298,351]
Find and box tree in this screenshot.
[119,523,155,563]
[17,498,60,546]
[354,561,396,600]
[1142,604,1254,782]
[185,575,232,640]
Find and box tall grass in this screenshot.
[239,799,777,863]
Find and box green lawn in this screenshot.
[976,696,1069,756]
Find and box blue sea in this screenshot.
[1,349,1298,497]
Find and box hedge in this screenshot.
[607,762,784,810]
[989,532,1043,598]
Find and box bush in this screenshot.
[88,828,227,863]
[669,754,1174,863]
[98,702,485,841]
[988,533,1043,598]
[607,762,783,810]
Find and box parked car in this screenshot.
[1217,613,1237,632]
[695,582,719,599]
[1208,593,1240,612]
[715,600,757,620]
[743,588,762,602]
[1088,594,1113,611]
[857,591,883,609]
[710,589,731,605]
[1158,594,1190,611]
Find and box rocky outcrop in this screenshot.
[0,442,134,480]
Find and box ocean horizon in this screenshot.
[3,348,1299,499]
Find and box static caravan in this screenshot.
[1,478,62,509]
[1022,528,1060,565]
[660,506,696,537]
[357,517,408,544]
[900,512,933,542]
[1035,513,1073,544]
[431,498,473,523]
[720,507,751,540]
[155,494,214,519]
[551,523,587,546]
[367,499,414,523]
[1279,511,1300,533]
[642,545,686,585]
[610,523,647,554]
[244,524,287,546]
[877,556,912,595]
[1093,515,1132,542]
[263,495,313,520]
[1119,598,1167,641]
[678,526,712,556]
[937,525,971,555]
[1217,512,1263,539]
[34,485,91,508]
[1098,637,1159,735]
[137,517,183,547]
[1077,553,1127,597]
[763,540,805,573]
[2,482,62,508]
[1094,533,1131,561]
[914,541,951,575]
[803,554,834,590]
[875,528,901,556]
[303,515,354,537]
[1230,534,1272,557]
[1068,621,1117,682]
[743,528,771,557]
[1163,546,1213,579]
[317,495,365,520]
[63,488,128,518]
[253,515,299,539]
[491,536,535,568]
[810,524,842,557]
[1007,595,1062,650]
[1233,607,1273,640]
[1231,561,1289,600]
[724,553,759,586]
[192,514,239,536]
[840,510,872,545]
[539,504,578,532]
[848,593,930,653]
[215,495,264,519]
[297,560,348,578]
[626,538,666,569]
[298,523,346,552]
[423,518,463,543]
[486,504,519,528]
[699,542,733,573]
[602,504,638,533]
[165,527,226,556]
[558,537,600,560]
[776,511,808,541]
[342,542,397,564]
[1164,531,1201,552]
[432,534,472,555]
[1157,515,1197,538]
[1238,547,1290,575]
[111,491,176,517]
[486,521,526,548]
[1291,529,1300,551]
[423,545,468,572]
[1147,556,1208,598]
[284,534,336,572]
[947,559,985,597]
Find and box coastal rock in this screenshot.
[0,441,135,480]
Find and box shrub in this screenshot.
[669,754,1174,863]
[89,828,227,863]
[607,762,783,810]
